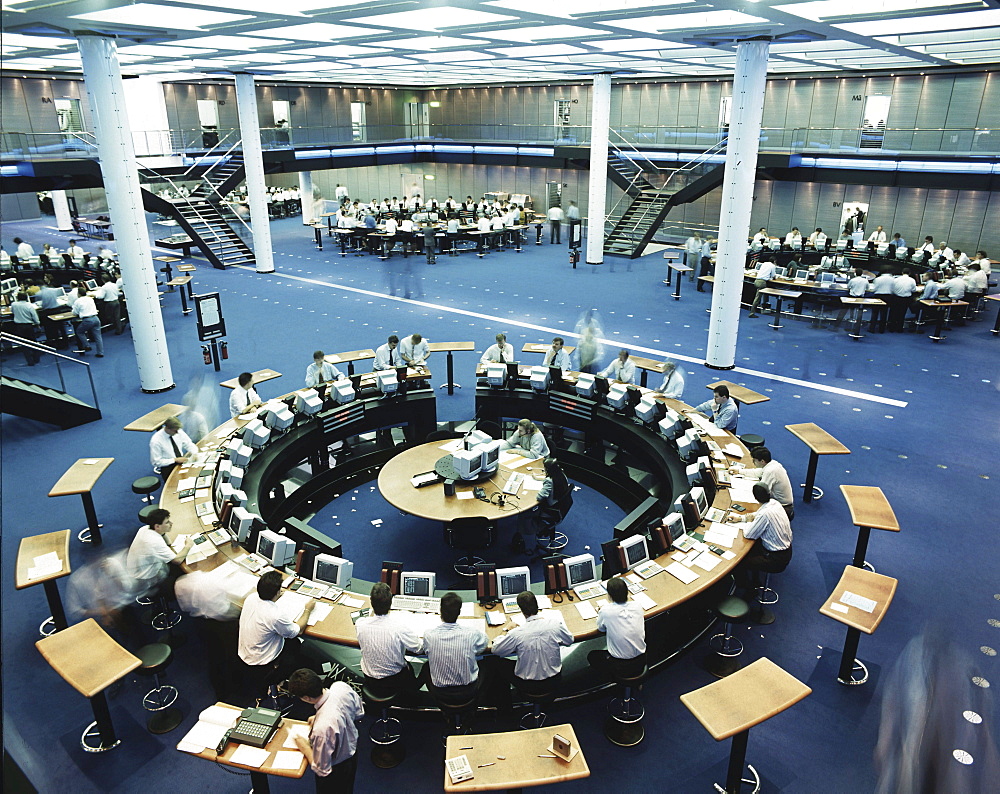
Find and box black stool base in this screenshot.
[702,653,740,678]
[371,743,405,769]
[604,714,644,747]
[148,708,183,734]
[837,659,870,687]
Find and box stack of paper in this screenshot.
[703,522,740,548]
[633,591,657,611]
[692,551,722,572]
[27,552,63,581]
[666,561,700,584]
[177,705,239,753]
[574,600,598,620]
[230,744,270,767]
[278,591,312,621]
[308,602,334,626]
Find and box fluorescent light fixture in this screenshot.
[255,23,388,41]
[1,33,74,48]
[770,39,865,52]
[488,43,588,57]
[487,0,687,12]
[120,44,218,56]
[350,56,418,66]
[0,45,27,54]
[590,37,693,51]
[158,0,324,12]
[470,24,605,42]
[283,45,387,57]
[604,10,769,32]
[411,49,494,62]
[253,61,346,71]
[838,8,1000,34]
[345,7,516,30]
[221,53,313,63]
[167,35,293,49]
[377,36,478,49]
[879,27,1000,44]
[774,0,980,21]
[72,3,251,28]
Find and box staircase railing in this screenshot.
[0,333,100,411]
[141,162,254,242]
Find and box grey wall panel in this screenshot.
[945,73,986,128]
[791,181,822,231]
[676,83,700,128]
[947,191,989,256]
[920,189,958,242]
[763,81,788,133]
[808,78,839,129]
[757,180,792,235]
[977,72,1000,129]
[867,186,898,234]
[1,78,33,135]
[890,188,929,244]
[782,77,814,132]
[834,79,866,129]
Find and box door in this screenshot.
[554,99,573,143]
[272,100,290,145]
[859,95,891,149]
[197,99,220,148]
[405,103,429,139]
[351,102,367,142]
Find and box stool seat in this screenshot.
[138,505,158,525]
[362,684,401,706]
[605,664,649,746]
[738,434,765,451]
[514,674,559,730]
[707,596,749,678]
[132,476,160,495]
[363,679,405,769]
[136,642,172,673]
[716,596,750,622]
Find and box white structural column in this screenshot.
[76,34,173,393]
[298,171,315,224]
[234,72,275,273]
[586,72,612,265]
[706,39,771,370]
[51,190,73,231]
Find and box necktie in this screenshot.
[499,348,505,363]
[170,435,181,457]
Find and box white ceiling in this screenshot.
[2,0,999,85]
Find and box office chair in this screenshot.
[445,517,494,576]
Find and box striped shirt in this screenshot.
[596,600,646,659]
[423,621,488,687]
[309,684,364,776]
[742,499,793,552]
[491,614,573,680]
[355,613,423,679]
[743,460,794,508]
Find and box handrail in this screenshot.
[0,331,100,411]
[181,130,241,181]
[141,161,255,241]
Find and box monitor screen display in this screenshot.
[314,554,353,588]
[795,269,808,280]
[258,534,274,561]
[563,554,596,587]
[664,512,686,542]
[401,572,435,597]
[497,566,530,597]
[621,534,649,569]
[692,486,708,517]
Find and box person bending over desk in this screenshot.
[150,415,196,481]
[543,337,571,371]
[356,582,423,697]
[126,508,192,600]
[481,332,514,364]
[305,350,343,387]
[229,371,262,418]
[748,257,777,317]
[587,576,646,678]
[373,334,402,370]
[600,349,636,384]
[399,333,430,366]
[491,590,573,697]
[421,592,489,704]
[735,447,794,520]
[728,483,793,589]
[501,419,550,459]
[693,384,739,433]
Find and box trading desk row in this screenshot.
[314,220,548,257]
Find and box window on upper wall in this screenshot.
[351,102,367,142]
[54,98,84,133]
[860,95,891,149]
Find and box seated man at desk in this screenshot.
[542,337,571,371]
[126,509,193,599]
[735,447,794,520]
[693,384,739,433]
[501,419,550,459]
[490,590,573,696]
[421,592,489,704]
[355,583,423,696]
[481,332,514,364]
[533,457,572,546]
[229,372,262,418]
[305,350,344,387]
[728,483,793,589]
[655,360,685,399]
[784,227,802,248]
[587,576,646,677]
[399,332,430,367]
[600,349,636,384]
[150,416,196,481]
[374,334,402,370]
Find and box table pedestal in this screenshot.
[851,526,875,572]
[802,450,822,502]
[722,729,759,794]
[40,579,69,636]
[837,626,868,686]
[82,690,120,752]
[78,491,103,545]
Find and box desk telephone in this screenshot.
[216,706,283,754]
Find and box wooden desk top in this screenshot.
[919,299,968,307]
[124,403,187,432]
[631,355,667,373]
[669,263,694,272]
[377,441,540,523]
[680,657,811,741]
[760,287,802,298]
[706,381,770,405]
[48,457,114,497]
[177,264,196,272]
[444,723,589,792]
[820,565,897,635]
[182,703,308,779]
[428,341,476,353]
[841,297,885,305]
[785,423,850,456]
[153,255,183,263]
[220,369,282,389]
[521,342,576,355]
[325,349,375,364]
[984,294,1000,303]
[839,485,899,532]
[36,618,141,697]
[16,530,71,589]
[167,276,192,286]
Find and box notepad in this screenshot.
[692,551,722,572]
[666,561,699,584]
[230,744,270,768]
[840,591,877,613]
[272,750,304,770]
[308,602,334,626]
[177,705,239,753]
[633,591,657,611]
[283,724,309,749]
[574,600,598,620]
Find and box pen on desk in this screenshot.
[478,762,495,768]
[538,754,557,758]
[458,746,473,750]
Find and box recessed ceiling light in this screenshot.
[590,38,694,52]
[1,32,74,49]
[120,44,218,57]
[255,23,388,41]
[410,50,495,62]
[282,45,387,57]
[167,35,293,50]
[344,7,517,31]
[774,0,980,22]
[377,36,478,50]
[71,3,252,29]
[603,10,769,32]
[470,24,606,42]
[488,44,589,57]
[837,8,1000,34]
[486,0,687,14]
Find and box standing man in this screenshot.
[565,201,581,245]
[480,332,514,364]
[373,335,401,370]
[422,592,489,703]
[684,232,703,270]
[869,267,895,333]
[600,349,636,384]
[9,292,41,365]
[542,337,571,371]
[696,236,715,290]
[95,273,124,335]
[305,351,343,387]
[693,384,739,433]
[547,204,564,244]
[833,268,870,328]
[229,372,262,418]
[655,361,685,399]
[334,183,349,204]
[736,447,795,520]
[72,286,104,357]
[501,419,550,459]
[126,508,193,598]
[586,576,646,677]
[150,416,196,481]
[355,582,423,695]
[36,275,68,349]
[399,333,430,366]
[748,257,777,317]
[286,669,364,794]
[888,268,917,332]
[490,591,573,695]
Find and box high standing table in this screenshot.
[985,294,1000,335]
[840,485,899,572]
[759,288,802,329]
[16,530,72,636]
[176,263,197,301]
[840,297,885,339]
[820,565,897,686]
[668,263,693,300]
[220,368,282,390]
[920,298,969,342]
[124,403,187,432]
[152,256,182,291]
[428,341,475,395]
[705,381,770,408]
[48,457,114,544]
[444,723,589,792]
[325,349,376,377]
[167,276,192,314]
[631,355,667,389]
[36,618,141,753]
[785,422,850,502]
[521,342,576,358]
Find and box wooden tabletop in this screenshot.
[840,297,886,305]
[760,287,802,298]
[631,355,668,373]
[16,530,71,589]
[377,441,540,523]
[428,341,476,353]
[167,276,192,286]
[124,403,187,432]
[152,255,182,263]
[220,369,282,389]
[521,342,576,355]
[48,457,114,497]
[785,423,850,456]
[669,263,694,272]
[177,264,197,272]
[919,299,968,308]
[444,723,589,792]
[36,618,141,697]
[839,485,899,532]
[182,702,308,779]
[706,381,770,405]
[680,657,812,741]
[325,349,375,364]
[984,294,1000,303]
[820,565,898,634]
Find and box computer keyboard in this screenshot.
[391,595,441,612]
[503,472,525,495]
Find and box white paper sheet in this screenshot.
[229,744,270,768]
[272,750,304,770]
[308,602,334,626]
[283,724,309,749]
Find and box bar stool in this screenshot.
[132,476,160,505]
[152,592,182,631]
[513,673,560,730]
[705,595,749,678]
[738,434,765,452]
[840,485,899,572]
[138,505,157,525]
[604,663,648,747]
[362,678,406,768]
[135,642,183,733]
[429,683,480,742]
[681,657,812,794]
[752,572,780,625]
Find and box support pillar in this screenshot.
[585,73,611,266]
[234,72,275,274]
[705,38,771,370]
[76,34,174,393]
[52,190,73,231]
[299,171,315,224]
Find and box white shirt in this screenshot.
[356,613,423,678]
[72,295,99,319]
[976,257,991,276]
[847,275,869,297]
[480,342,514,364]
[543,347,571,371]
[399,336,429,365]
[67,245,85,257]
[16,242,35,259]
[149,426,195,471]
[491,614,573,680]
[600,358,636,384]
[891,275,916,297]
[871,274,895,295]
[424,621,488,687]
[309,685,364,775]
[755,261,777,281]
[597,600,646,659]
[96,282,121,301]
[943,276,966,299]
[547,206,564,222]
[784,231,802,245]
[383,218,397,236]
[964,269,988,292]
[954,253,972,269]
[373,343,401,370]
[501,429,550,459]
[305,361,343,387]
[685,236,702,253]
[229,385,260,418]
[867,229,887,243]
[175,571,239,621]
[126,527,175,584]
[238,592,301,665]
[657,367,684,399]
[809,232,827,248]
[742,459,794,508]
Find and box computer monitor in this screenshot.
[635,395,665,424]
[677,429,699,461]
[818,272,835,285]
[400,571,436,597]
[658,408,685,440]
[593,375,611,396]
[85,279,98,290]
[478,439,504,473]
[294,389,323,415]
[451,447,482,480]
[575,372,596,397]
[0,278,18,294]
[691,486,708,517]
[529,366,550,392]
[506,361,520,384]
[313,554,354,588]
[350,374,363,392]
[486,363,507,387]
[496,565,530,598]
[228,505,258,543]
[794,269,808,280]
[791,240,802,250]
[332,380,355,404]
[620,533,650,571]
[774,266,787,277]
[686,461,704,488]
[377,370,398,395]
[663,511,687,544]
[465,429,491,450]
[877,243,889,257]
[548,366,564,388]
[264,402,294,431]
[256,529,296,567]
[563,553,597,588]
[836,239,848,251]
[243,419,270,449]
[674,492,701,530]
[226,465,245,490]
[606,382,629,410]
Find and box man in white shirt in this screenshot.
[953,250,972,270]
[501,419,549,459]
[66,239,86,258]
[150,416,196,481]
[229,372,262,418]
[399,333,430,366]
[930,241,954,265]
[684,232,703,269]
[808,228,827,249]
[867,226,887,244]
[833,268,870,327]
[373,335,402,370]
[942,270,966,300]
[480,332,514,364]
[869,268,895,333]
[95,274,124,334]
[491,590,573,696]
[72,287,104,356]
[305,350,343,387]
[13,237,34,260]
[542,337,571,371]
[728,484,793,589]
[655,361,684,399]
[547,205,564,244]
[736,447,795,519]
[784,227,802,247]
[752,228,768,245]
[126,508,192,597]
[355,583,423,696]
[422,592,489,703]
[600,349,636,384]
[975,251,991,277]
[587,577,646,677]
[888,268,917,332]
[748,257,777,317]
[334,184,349,202]
[964,262,988,294]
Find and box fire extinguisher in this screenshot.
[202,345,211,365]
[220,341,229,360]
[569,247,580,268]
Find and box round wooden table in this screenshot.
[377,441,542,522]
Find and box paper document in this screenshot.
[829,602,849,614]
[27,552,63,580]
[702,531,734,549]
[693,551,722,572]
[457,617,489,635]
[439,439,463,452]
[278,591,311,621]
[339,594,364,608]
[522,477,543,491]
[456,491,474,500]
[574,600,598,620]
[504,455,533,470]
[840,591,877,613]
[666,562,700,584]
[229,744,270,768]
[283,724,309,749]
[177,705,239,753]
[460,601,476,617]
[272,751,304,771]
[308,602,334,626]
[633,591,657,611]
[724,442,743,456]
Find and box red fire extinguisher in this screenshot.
[202,345,211,365]
[220,341,229,360]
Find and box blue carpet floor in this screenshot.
[2,211,998,792]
